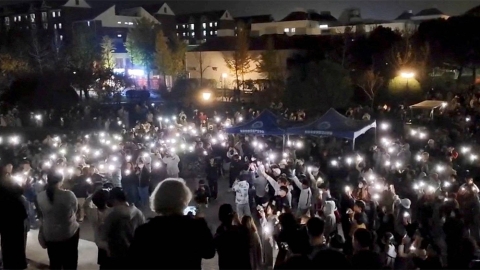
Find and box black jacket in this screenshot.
[214,224,251,269]
[137,167,150,188]
[128,215,215,269]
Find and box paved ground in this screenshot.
[24,175,235,270]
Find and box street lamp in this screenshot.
[400,71,415,91]
[221,73,228,100]
[202,91,212,101]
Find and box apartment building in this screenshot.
[175,10,235,44]
[0,0,93,42]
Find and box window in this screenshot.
[18,16,21,22]
[31,23,36,29]
[57,11,61,17]
[4,17,9,25]
[209,22,213,27]
[191,31,195,36]
[176,33,179,36]
[210,31,213,35]
[225,13,229,18]
[30,14,35,22]
[202,23,206,29]
[291,28,295,33]
[87,21,90,27]
[176,25,178,29]
[319,24,328,29]
[43,23,48,29]
[128,22,133,25]
[42,12,47,21]
[215,30,217,35]
[54,24,57,29]
[212,67,217,71]
[164,7,167,13]
[203,30,206,36]
[284,28,289,33]
[117,34,122,37]
[187,32,189,36]
[183,32,186,36]
[59,23,62,29]
[14,17,17,22]
[214,21,218,27]
[118,21,121,24]
[52,11,55,18]
[60,35,63,40]
[115,58,124,68]
[190,23,194,30]
[75,0,79,5]
[124,22,128,25]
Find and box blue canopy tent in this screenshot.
[286,108,376,149]
[225,110,285,135]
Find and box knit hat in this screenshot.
[400,198,411,209]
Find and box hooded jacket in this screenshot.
[323,201,337,237]
[104,204,145,260]
[162,154,180,176]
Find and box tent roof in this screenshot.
[286,108,376,140]
[225,110,285,135]
[409,100,446,110]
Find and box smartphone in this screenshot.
[183,206,197,216]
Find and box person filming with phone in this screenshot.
[128,178,215,269]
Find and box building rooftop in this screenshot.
[176,10,228,24]
[191,34,341,52]
[414,8,445,17]
[280,10,337,22]
[0,0,69,16]
[235,14,274,24]
[395,10,414,20]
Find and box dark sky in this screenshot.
[4,0,480,20]
[164,0,479,20]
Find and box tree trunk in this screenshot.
[83,88,90,100]
[456,66,464,90]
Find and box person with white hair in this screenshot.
[128,178,215,269]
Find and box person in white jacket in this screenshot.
[232,174,251,219]
[84,189,112,269]
[162,151,180,178]
[322,200,337,239]
[289,175,312,218]
[258,166,292,208]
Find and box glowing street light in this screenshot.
[400,72,415,79]
[202,92,212,101]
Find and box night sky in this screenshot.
[2,0,480,20]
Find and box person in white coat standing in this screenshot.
[162,151,180,178]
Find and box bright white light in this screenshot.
[436,165,445,172]
[461,147,471,154]
[419,132,426,139]
[400,72,415,79]
[154,162,161,168]
[443,181,451,188]
[331,160,338,166]
[415,155,422,161]
[202,92,212,101]
[344,186,351,192]
[295,141,303,149]
[372,194,380,200]
[128,69,144,76]
[94,150,101,157]
[380,123,390,130]
[471,154,478,161]
[125,169,131,175]
[346,157,353,165]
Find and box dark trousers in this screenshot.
[0,223,27,269]
[208,179,218,199]
[46,229,80,270]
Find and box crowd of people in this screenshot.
[0,97,480,270]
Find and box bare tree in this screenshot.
[194,50,210,86]
[29,29,50,74]
[355,69,384,107]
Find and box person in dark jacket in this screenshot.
[129,178,215,269]
[121,162,139,206]
[72,168,90,222]
[206,158,219,199]
[0,175,28,270]
[135,160,150,209]
[229,155,243,188]
[351,229,382,269]
[214,204,251,269]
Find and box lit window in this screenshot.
[14,17,17,22]
[30,14,35,22]
[319,24,328,29]
[214,21,218,27]
[52,12,55,18]
[291,28,295,33]
[18,16,21,21]
[124,22,128,25]
[209,22,213,27]
[190,23,194,30]
[176,25,178,29]
[60,35,63,40]
[284,28,289,33]
[203,30,206,36]
[192,32,195,36]
[42,12,47,21]
[118,21,121,24]
[118,34,122,38]
[87,21,90,27]
[210,31,213,35]
[176,33,179,36]
[128,22,133,25]
[215,30,217,35]
[202,23,206,29]
[57,11,61,17]
[54,24,57,29]
[59,23,62,29]
[183,32,186,36]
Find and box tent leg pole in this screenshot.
[283,135,285,152]
[353,139,355,150]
